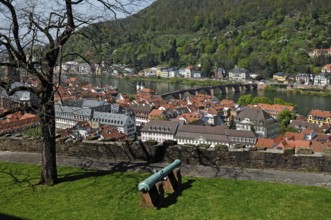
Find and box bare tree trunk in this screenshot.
[39,82,57,185]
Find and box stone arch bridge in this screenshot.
[160,83,257,99]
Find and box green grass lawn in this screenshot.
[0,162,330,220]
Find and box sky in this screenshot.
[74,0,154,20]
[0,0,155,51]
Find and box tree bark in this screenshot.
[39,81,57,186]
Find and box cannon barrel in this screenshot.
[138,159,181,192]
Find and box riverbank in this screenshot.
[75,75,331,115]
[123,76,231,87]
[264,85,331,97]
[93,75,331,97]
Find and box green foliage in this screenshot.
[23,126,42,138]
[264,85,277,92]
[274,97,286,105]
[273,98,299,111]
[129,95,135,102]
[237,94,252,106]
[63,0,331,74]
[1,162,331,219]
[277,110,296,134]
[251,96,272,105]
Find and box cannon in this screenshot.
[138,159,181,192]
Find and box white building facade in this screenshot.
[141,120,179,143]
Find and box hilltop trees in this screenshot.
[0,0,146,185]
[67,0,331,74]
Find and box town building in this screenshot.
[295,73,313,85]
[168,68,179,78]
[174,125,257,148]
[322,64,331,74]
[273,72,287,82]
[148,109,166,120]
[78,63,92,74]
[309,48,331,58]
[55,105,93,129]
[99,125,127,141]
[0,112,40,135]
[215,67,226,79]
[91,111,135,136]
[257,103,296,118]
[129,104,155,127]
[183,65,194,78]
[307,109,331,126]
[159,68,170,78]
[62,99,112,112]
[176,112,201,124]
[228,66,250,81]
[61,61,78,72]
[55,99,136,136]
[140,120,179,143]
[289,120,319,132]
[192,71,202,79]
[201,109,224,126]
[70,121,97,140]
[235,107,279,138]
[0,82,38,111]
[313,73,331,86]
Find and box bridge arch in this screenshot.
[160,83,257,99]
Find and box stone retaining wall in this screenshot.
[1,138,331,173]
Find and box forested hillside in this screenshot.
[64,0,331,77]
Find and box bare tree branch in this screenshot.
[0,0,150,186]
[28,12,55,46]
[0,0,26,61]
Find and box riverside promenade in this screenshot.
[0,151,331,189]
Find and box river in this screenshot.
[80,76,331,116]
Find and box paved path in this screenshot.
[1,151,331,189]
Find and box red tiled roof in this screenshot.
[322,64,331,70]
[206,108,218,115]
[140,88,155,94]
[314,48,331,51]
[101,126,126,140]
[310,141,331,153]
[0,112,40,134]
[284,131,305,141]
[277,140,311,149]
[20,113,38,120]
[257,103,294,114]
[160,104,176,110]
[256,138,276,148]
[185,65,194,70]
[308,109,331,118]
[149,109,164,117]
[301,129,314,135]
[284,131,294,140]
[220,99,235,108]
[178,113,201,123]
[314,133,331,142]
